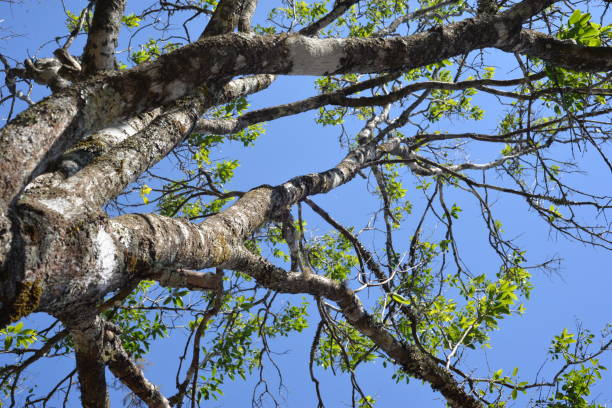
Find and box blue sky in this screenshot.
[0,1,610,407]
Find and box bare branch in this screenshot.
[299,0,360,36]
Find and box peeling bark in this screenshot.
[152,269,222,291]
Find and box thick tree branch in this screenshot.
[200,0,241,37]
[81,137,393,305]
[195,73,399,133]
[0,0,587,220]
[151,269,222,291]
[57,109,163,177]
[82,0,126,75]
[66,310,172,408]
[506,29,612,72]
[25,75,273,221]
[238,0,259,33]
[69,316,110,408]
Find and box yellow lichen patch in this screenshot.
[211,234,232,265]
[0,279,43,328]
[69,138,107,153]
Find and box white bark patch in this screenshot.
[235,54,246,69]
[38,196,85,219]
[97,122,139,145]
[108,219,132,249]
[286,37,344,75]
[494,22,511,46]
[330,172,344,189]
[164,79,189,102]
[93,227,117,286]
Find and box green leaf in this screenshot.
[140,184,152,204]
[122,13,141,28]
[390,293,411,305]
[568,9,582,25]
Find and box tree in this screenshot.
[0,0,610,406]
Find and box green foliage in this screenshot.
[193,297,309,402]
[378,163,412,227]
[358,395,376,408]
[130,39,180,65]
[544,328,608,408]
[426,83,484,122]
[449,203,462,219]
[550,328,577,357]
[0,322,38,350]
[121,13,141,28]
[131,39,162,65]
[402,248,533,355]
[308,231,359,280]
[559,10,611,47]
[527,11,612,115]
[214,160,239,184]
[157,179,236,219]
[316,321,377,371]
[65,9,91,33]
[316,106,347,126]
[542,63,607,113]
[102,281,169,359]
[270,1,330,28]
[547,204,563,222]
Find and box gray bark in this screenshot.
[82,0,127,75]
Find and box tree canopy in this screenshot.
[0,0,611,407]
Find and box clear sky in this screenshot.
[0,1,610,407]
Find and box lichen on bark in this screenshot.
[0,279,43,328]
